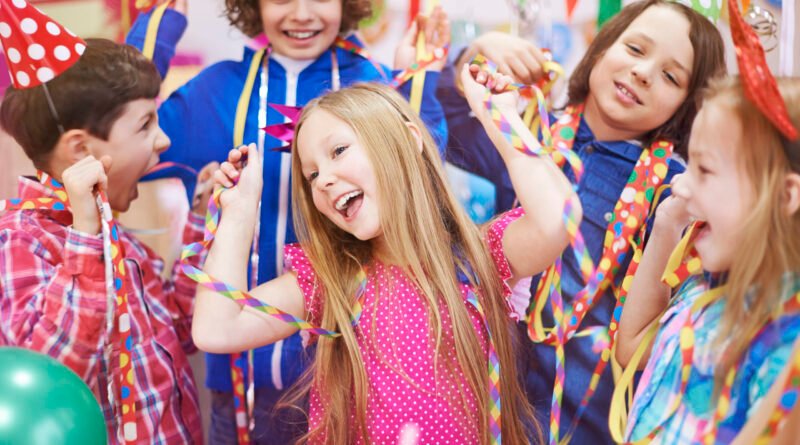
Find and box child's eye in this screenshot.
[140,117,152,132]
[626,44,643,55]
[307,172,318,182]
[333,145,348,157]
[663,71,679,86]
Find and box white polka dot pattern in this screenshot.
[0,0,85,89]
[283,208,525,444]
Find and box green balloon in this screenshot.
[0,347,107,445]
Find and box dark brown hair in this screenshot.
[567,0,725,157]
[224,0,372,38]
[0,38,160,169]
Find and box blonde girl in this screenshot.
[193,70,579,444]
[617,77,800,443]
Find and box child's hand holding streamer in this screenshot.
[214,143,263,215]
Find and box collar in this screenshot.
[574,115,645,162]
[17,175,73,225]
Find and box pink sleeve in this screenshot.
[484,207,526,320]
[283,243,322,325]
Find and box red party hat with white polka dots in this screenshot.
[0,0,85,89]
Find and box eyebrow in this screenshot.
[629,32,691,75]
[137,110,155,125]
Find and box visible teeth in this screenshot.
[619,85,636,101]
[286,31,316,39]
[335,191,362,211]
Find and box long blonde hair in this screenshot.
[707,77,800,393]
[288,83,538,444]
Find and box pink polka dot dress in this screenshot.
[283,208,524,444]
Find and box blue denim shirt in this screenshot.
[438,66,685,443]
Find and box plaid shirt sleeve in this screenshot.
[0,223,110,384]
[149,211,205,354]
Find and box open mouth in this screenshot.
[334,190,364,219]
[615,82,642,105]
[283,30,322,40]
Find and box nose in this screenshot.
[314,168,336,191]
[671,173,690,200]
[631,61,654,87]
[290,0,312,21]
[153,127,170,155]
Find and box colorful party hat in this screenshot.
[0,0,85,89]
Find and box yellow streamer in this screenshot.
[608,321,659,444]
[234,49,267,148]
[141,2,171,61]
[408,0,439,113]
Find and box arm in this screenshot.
[125,3,188,78]
[436,33,546,211]
[191,145,305,353]
[394,6,450,155]
[616,187,690,368]
[461,65,578,280]
[455,31,546,92]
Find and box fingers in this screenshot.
[216,163,239,188]
[431,7,450,48]
[492,74,514,93]
[216,143,261,189]
[466,63,514,93]
[215,147,245,188]
[399,17,419,48]
[64,155,109,192]
[511,51,544,84]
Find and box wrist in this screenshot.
[72,217,101,236]
[220,203,258,224]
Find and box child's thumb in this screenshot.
[99,155,113,173]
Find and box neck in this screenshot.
[583,95,643,142]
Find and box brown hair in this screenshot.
[706,77,800,396]
[288,83,539,444]
[224,0,372,38]
[567,0,725,157]
[0,38,160,169]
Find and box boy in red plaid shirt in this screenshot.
[0,38,214,444]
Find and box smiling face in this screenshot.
[584,5,694,141]
[672,101,753,273]
[259,0,342,60]
[88,98,169,212]
[296,108,383,244]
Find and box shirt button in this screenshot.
[604,212,613,222]
[585,144,595,154]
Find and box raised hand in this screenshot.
[458,32,546,85]
[394,6,450,72]
[62,155,112,235]
[213,143,263,213]
[460,63,518,123]
[654,174,692,233]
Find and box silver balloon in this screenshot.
[745,4,778,52]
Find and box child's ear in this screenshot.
[47,129,93,177]
[405,122,423,154]
[784,172,800,216]
[53,129,92,163]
